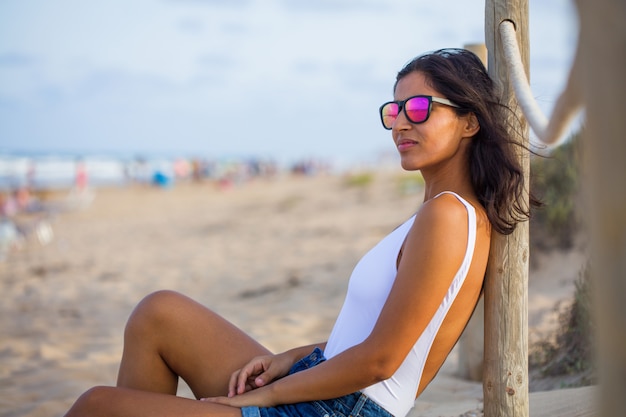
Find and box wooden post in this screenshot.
[573,1,626,415]
[484,1,530,416]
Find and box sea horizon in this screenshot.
[0,147,399,191]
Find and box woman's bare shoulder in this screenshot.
[409,192,490,262]
[417,192,489,233]
[403,194,474,272]
[414,192,472,228]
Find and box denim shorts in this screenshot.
[240,348,393,417]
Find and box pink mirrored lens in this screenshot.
[381,102,399,128]
[405,96,429,123]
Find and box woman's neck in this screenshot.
[421,165,475,203]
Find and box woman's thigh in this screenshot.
[65,385,242,417]
[118,290,271,398]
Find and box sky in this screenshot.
[0,0,578,166]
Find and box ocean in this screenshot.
[0,154,130,190]
[0,152,323,191]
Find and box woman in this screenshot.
[65,48,531,417]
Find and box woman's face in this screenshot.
[391,71,476,173]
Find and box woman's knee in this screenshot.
[125,290,187,337]
[137,290,187,315]
[65,386,115,416]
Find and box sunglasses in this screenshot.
[379,95,460,130]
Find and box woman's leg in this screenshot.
[65,386,242,417]
[115,290,271,398]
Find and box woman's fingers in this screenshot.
[228,358,265,396]
[227,369,247,397]
[238,360,266,394]
[228,354,290,397]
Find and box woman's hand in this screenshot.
[201,386,275,408]
[227,353,293,397]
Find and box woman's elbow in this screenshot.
[367,354,401,382]
[356,339,405,382]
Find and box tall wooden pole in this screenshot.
[483,1,530,416]
[573,1,626,416]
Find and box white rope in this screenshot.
[499,20,583,146]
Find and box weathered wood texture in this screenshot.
[484,1,530,416]
[573,1,626,416]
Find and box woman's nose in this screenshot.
[392,109,411,131]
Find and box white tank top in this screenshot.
[324,192,477,417]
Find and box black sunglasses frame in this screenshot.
[378,95,459,130]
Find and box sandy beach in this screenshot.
[0,170,595,417]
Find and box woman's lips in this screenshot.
[397,139,417,152]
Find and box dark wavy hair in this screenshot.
[395,48,536,235]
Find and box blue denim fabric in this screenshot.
[240,348,394,417]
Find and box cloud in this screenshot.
[166,0,250,6]
[278,0,384,13]
[0,52,37,67]
[196,52,237,69]
[178,17,206,35]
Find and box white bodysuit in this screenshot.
[323,192,477,417]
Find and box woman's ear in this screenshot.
[463,113,480,137]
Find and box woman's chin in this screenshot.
[399,157,420,172]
